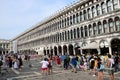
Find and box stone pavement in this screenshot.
[5,65,120,80]
[0,58,120,80]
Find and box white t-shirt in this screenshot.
[40,61,49,68]
[108,58,114,69]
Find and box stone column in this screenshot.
[67,45,69,55]
[73,46,76,55]
[80,49,83,55]
[111,0,114,11]
[109,46,112,55]
[118,0,120,8]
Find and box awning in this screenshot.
[79,42,99,49]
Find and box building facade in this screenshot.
[0,39,10,54]
[12,0,120,56]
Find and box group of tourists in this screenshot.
[40,53,120,80]
[0,53,27,72]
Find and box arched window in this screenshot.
[103,20,108,33]
[60,33,62,41]
[68,31,70,40]
[77,28,80,38]
[93,23,97,35]
[60,20,62,28]
[88,8,91,19]
[81,27,84,37]
[62,32,64,41]
[70,16,72,25]
[67,17,69,26]
[65,18,67,27]
[98,22,102,34]
[96,5,101,16]
[70,30,73,40]
[62,20,64,28]
[73,15,76,24]
[107,0,112,12]
[58,22,60,29]
[57,33,59,42]
[89,25,92,36]
[109,19,114,32]
[83,10,87,20]
[92,6,96,18]
[76,13,79,23]
[65,31,67,41]
[74,29,76,39]
[84,26,88,37]
[101,2,106,14]
[113,0,118,10]
[115,17,120,31]
[80,12,82,21]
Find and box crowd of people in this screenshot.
[0,52,120,80]
[0,53,32,72]
[40,53,120,80]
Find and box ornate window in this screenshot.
[103,20,108,33]
[65,31,67,41]
[88,8,91,19]
[74,29,76,39]
[70,16,72,25]
[92,6,96,18]
[81,27,84,37]
[60,33,62,41]
[109,19,114,32]
[98,22,102,34]
[67,17,69,26]
[73,15,76,24]
[101,2,106,14]
[64,19,66,27]
[115,17,120,31]
[107,0,112,12]
[80,12,82,21]
[68,31,70,40]
[76,13,79,23]
[89,25,92,36]
[77,28,80,38]
[113,0,118,10]
[93,23,97,35]
[84,26,88,37]
[70,30,73,40]
[83,10,87,20]
[96,5,101,16]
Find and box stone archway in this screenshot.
[43,49,46,55]
[111,38,120,54]
[68,44,74,55]
[63,45,67,54]
[54,46,57,56]
[58,46,62,55]
[74,43,80,55]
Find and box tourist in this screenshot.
[107,54,114,80]
[40,58,49,76]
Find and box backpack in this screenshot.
[100,64,105,70]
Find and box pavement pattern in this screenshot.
[0,58,120,80]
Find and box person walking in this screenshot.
[107,54,114,80]
[97,57,104,80]
[40,58,49,76]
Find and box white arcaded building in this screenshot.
[12,0,120,56]
[0,39,10,54]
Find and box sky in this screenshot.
[0,0,78,40]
